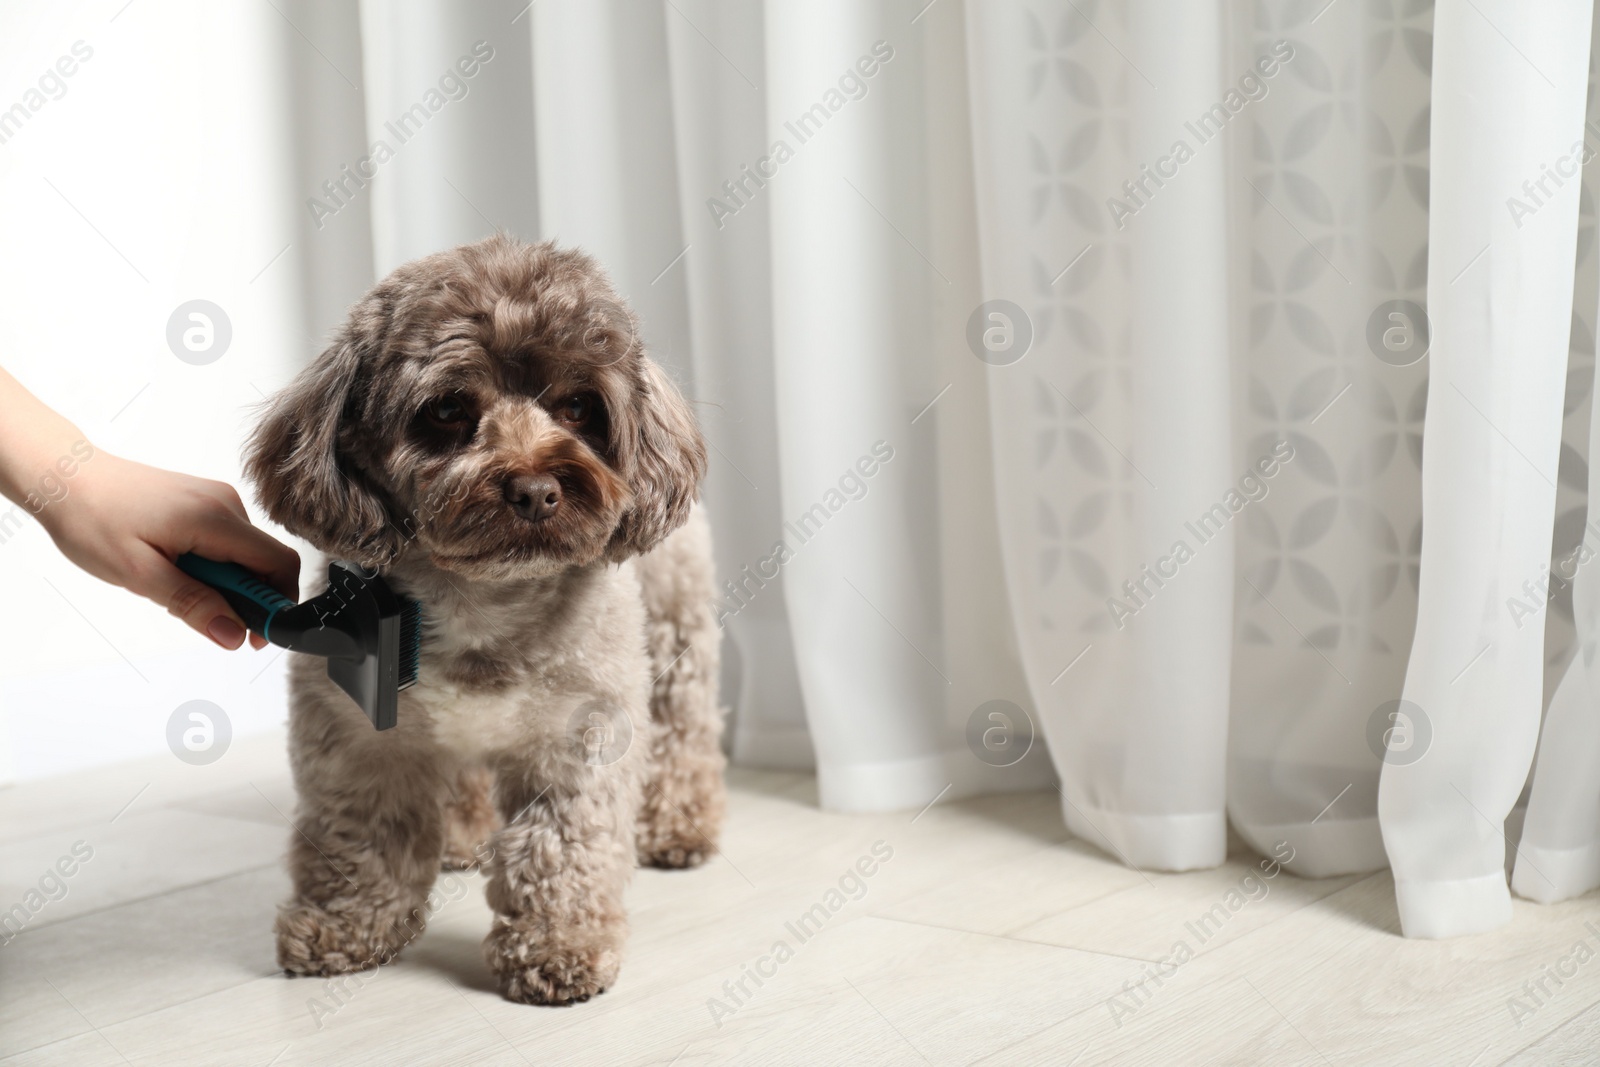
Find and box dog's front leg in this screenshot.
[275,743,447,977]
[483,761,638,1005]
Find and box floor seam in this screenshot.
[9,861,282,937]
[2,967,286,1061]
[864,912,1171,966]
[1156,870,1388,966]
[0,1027,94,1065]
[1490,987,1600,1067]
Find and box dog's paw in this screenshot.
[276,902,411,977]
[636,771,726,871]
[639,838,715,869]
[498,952,617,1006]
[635,796,720,869]
[440,846,482,872]
[484,925,620,1006]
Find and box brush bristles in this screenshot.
[398,599,423,689]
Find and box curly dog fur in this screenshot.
[246,235,725,1005]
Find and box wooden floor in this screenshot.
[2,732,1599,1066]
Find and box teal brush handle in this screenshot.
[176,553,297,643]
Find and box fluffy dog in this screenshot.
[245,235,725,1004]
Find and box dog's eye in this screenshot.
[555,395,592,427]
[423,394,473,427]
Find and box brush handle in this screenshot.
[176,553,297,640]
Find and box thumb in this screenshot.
[133,548,254,650]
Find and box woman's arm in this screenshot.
[0,367,299,649]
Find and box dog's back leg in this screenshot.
[633,506,726,868]
[442,763,500,871]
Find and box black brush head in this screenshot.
[398,597,423,689]
[175,553,422,730]
[286,562,422,731]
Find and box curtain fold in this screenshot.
[530,0,694,387]
[1225,0,1431,881]
[761,0,961,810]
[967,1,1234,871]
[1380,0,1593,939]
[280,0,1600,938]
[356,0,540,275]
[662,1,813,772]
[1516,373,1600,902]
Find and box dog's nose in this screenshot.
[503,474,562,522]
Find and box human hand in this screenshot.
[40,451,300,650]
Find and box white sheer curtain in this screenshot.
[1387,0,1593,938]
[273,0,1600,939]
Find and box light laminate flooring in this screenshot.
[1,731,1596,1066]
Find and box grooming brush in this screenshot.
[176,553,422,730]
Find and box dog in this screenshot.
[245,234,725,1005]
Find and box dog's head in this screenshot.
[246,236,705,580]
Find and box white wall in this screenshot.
[0,1,315,781]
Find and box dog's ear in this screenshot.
[609,359,706,558]
[245,312,404,567]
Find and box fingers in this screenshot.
[131,546,254,650]
[184,503,302,602]
[143,489,301,652]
